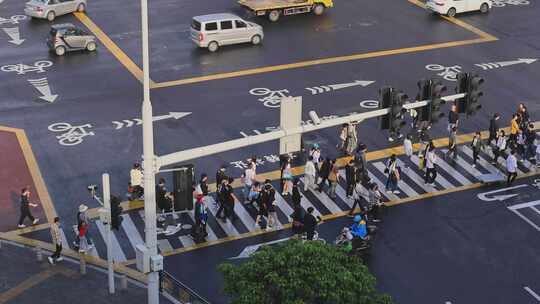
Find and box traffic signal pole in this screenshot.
[157,93,465,168]
[102,173,115,294]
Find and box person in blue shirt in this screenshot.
[350,215,368,240]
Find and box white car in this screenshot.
[426,0,491,17]
[24,0,86,21]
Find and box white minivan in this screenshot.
[426,0,491,17]
[190,13,264,52]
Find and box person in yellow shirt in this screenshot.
[510,114,520,146]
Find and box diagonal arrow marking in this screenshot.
[28,78,57,103]
[152,112,192,122]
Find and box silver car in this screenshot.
[47,23,96,56]
[190,13,264,52]
[25,0,87,21]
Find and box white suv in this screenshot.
[426,0,491,17]
[190,13,264,52]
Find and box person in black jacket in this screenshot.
[17,187,39,228]
[215,166,227,190]
[489,113,500,145]
[345,160,357,198]
[291,179,302,206]
[303,207,318,240]
[290,202,304,237]
[317,158,331,193]
[199,173,209,196]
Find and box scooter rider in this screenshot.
[350,215,369,250]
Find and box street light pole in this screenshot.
[140,0,159,302]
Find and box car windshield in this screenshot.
[191,20,201,31]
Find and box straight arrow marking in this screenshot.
[3,27,24,45]
[475,58,537,70]
[305,80,374,95]
[28,78,57,103]
[112,112,191,129]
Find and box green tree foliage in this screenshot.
[218,240,393,304]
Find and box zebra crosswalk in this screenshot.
[66,146,538,261]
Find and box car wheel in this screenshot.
[251,34,261,45]
[47,11,55,21]
[447,7,456,17]
[268,10,280,22]
[208,41,219,52]
[77,3,86,12]
[55,46,66,56]
[480,3,489,13]
[313,4,325,15]
[86,42,97,52]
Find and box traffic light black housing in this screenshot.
[378,86,407,133]
[430,79,447,123]
[110,195,123,230]
[378,86,393,130]
[454,72,484,116]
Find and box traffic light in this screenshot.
[417,79,431,121]
[378,86,393,130]
[467,74,484,116]
[455,73,484,116]
[390,90,408,132]
[429,79,447,123]
[110,195,123,230]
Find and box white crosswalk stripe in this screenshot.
[60,228,69,250]
[301,177,344,213]
[482,148,526,175]
[394,159,436,192]
[178,235,195,248]
[120,214,145,249]
[367,170,399,201]
[373,162,419,197]
[205,195,240,236]
[72,225,99,258]
[187,211,218,241]
[461,146,504,175]
[335,183,354,208]
[157,239,173,253]
[410,155,455,189]
[95,220,127,262]
[233,200,257,230]
[433,154,473,185]
[441,149,484,178]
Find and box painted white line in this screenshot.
[120,214,145,248]
[157,239,173,253]
[434,153,473,185]
[373,162,419,197]
[524,286,540,302]
[187,211,218,241]
[508,200,540,210]
[233,200,257,230]
[395,158,436,193]
[95,220,127,262]
[508,209,540,232]
[483,148,526,175]
[205,195,239,236]
[461,146,503,175]
[178,235,195,248]
[240,131,248,138]
[301,177,343,213]
[442,149,484,178]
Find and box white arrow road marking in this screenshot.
[112,112,191,129]
[3,27,24,45]
[475,58,537,70]
[524,286,540,302]
[28,78,57,103]
[229,238,290,259]
[305,80,374,95]
[477,184,528,202]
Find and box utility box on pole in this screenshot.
[279,96,302,155]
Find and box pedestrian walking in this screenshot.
[317,157,331,193]
[309,144,321,170]
[78,220,90,253]
[281,157,293,196]
[290,191,305,237]
[197,173,209,196]
[215,165,227,190]
[488,113,500,145]
[425,144,438,185]
[506,150,518,186]
[328,160,339,199]
[224,177,238,222]
[409,108,419,131]
[509,114,520,146]
[367,184,383,223]
[191,194,208,241]
[448,103,460,133]
[244,181,261,206]
[48,217,63,265]
[337,123,347,151]
[156,178,172,219]
[129,163,144,200]
[303,207,318,241]
[344,123,358,155]
[354,142,368,173]
[74,204,93,249]
[292,179,302,206]
[242,162,256,201]
[536,140,540,167]
[262,180,278,229]
[518,103,530,130]
[345,160,357,198]
[384,154,400,194]
[525,123,536,160]
[403,134,413,168]
[17,187,39,228]
[349,181,366,216]
[446,127,458,160]
[516,129,526,162]
[471,132,484,167]
[255,185,268,230]
[492,130,507,165]
[304,156,317,191]
[215,179,227,220]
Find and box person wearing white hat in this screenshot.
[73,203,94,250]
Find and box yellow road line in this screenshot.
[0,269,58,303]
[73,12,156,86]
[0,126,57,225]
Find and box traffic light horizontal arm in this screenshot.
[157,93,466,168]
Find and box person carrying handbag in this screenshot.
[384,154,400,194]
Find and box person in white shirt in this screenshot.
[506,150,518,186]
[130,163,144,199]
[403,134,413,169]
[304,156,317,191]
[424,145,437,185]
[492,130,507,165]
[243,162,256,201]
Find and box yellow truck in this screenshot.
[238,0,333,22]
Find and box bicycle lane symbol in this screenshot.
[425,64,463,81]
[48,122,95,146]
[249,87,291,108]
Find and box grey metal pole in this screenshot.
[102,173,115,294]
[140,0,159,301]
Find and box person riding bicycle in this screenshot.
[350,215,369,250]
